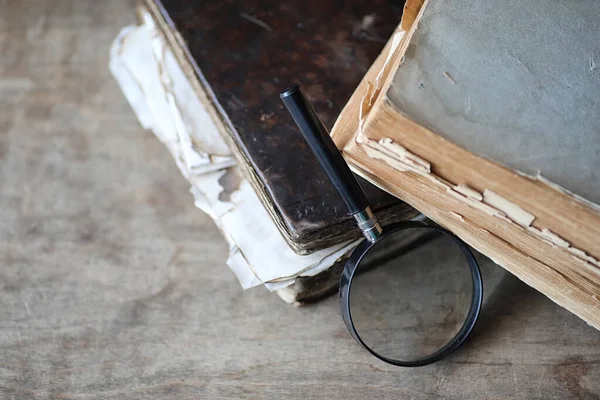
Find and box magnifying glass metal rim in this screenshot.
[339,220,483,367]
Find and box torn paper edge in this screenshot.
[109,18,360,290]
[515,170,600,215]
[356,136,600,270]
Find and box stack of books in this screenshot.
[110,0,416,303]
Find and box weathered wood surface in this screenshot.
[0,1,599,398]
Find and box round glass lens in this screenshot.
[348,226,475,362]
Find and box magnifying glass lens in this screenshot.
[348,226,475,362]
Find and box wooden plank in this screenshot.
[1,0,600,398]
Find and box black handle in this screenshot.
[280,84,370,215]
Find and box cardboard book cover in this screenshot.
[330,0,600,327]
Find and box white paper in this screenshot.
[109,14,359,290]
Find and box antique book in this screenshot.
[142,0,415,255]
[331,0,600,326]
[110,9,350,299]
[110,1,420,302]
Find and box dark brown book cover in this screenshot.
[144,0,415,253]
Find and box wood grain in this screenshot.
[1,0,600,398]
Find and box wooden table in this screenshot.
[0,1,598,398]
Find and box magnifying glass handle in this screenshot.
[280,84,382,242]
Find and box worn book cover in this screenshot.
[144,0,416,254]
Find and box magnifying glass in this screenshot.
[280,84,483,367]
